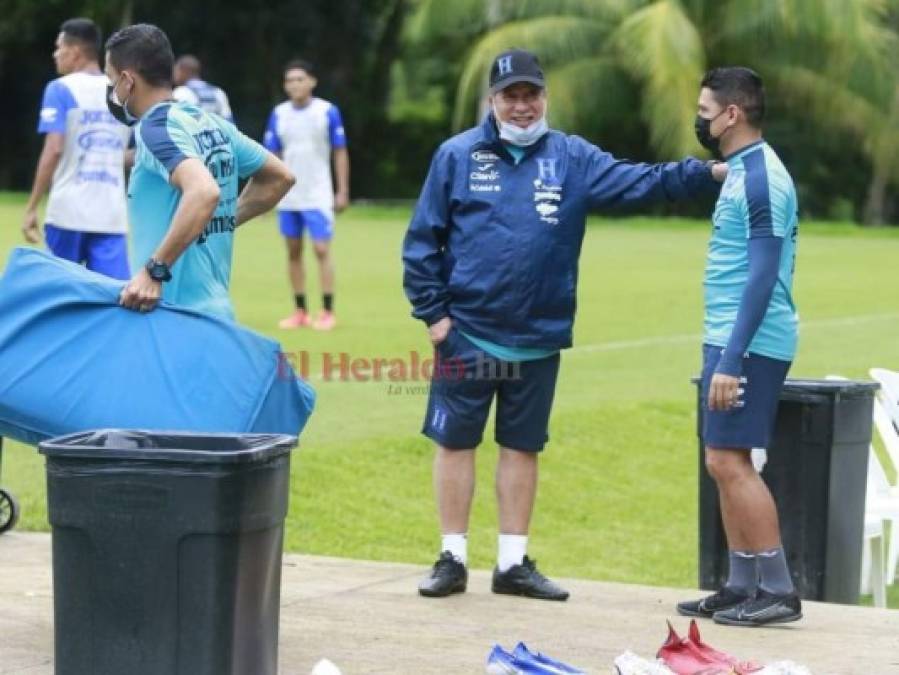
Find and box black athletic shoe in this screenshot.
[713,588,803,626]
[677,586,752,618]
[492,556,570,601]
[418,551,467,597]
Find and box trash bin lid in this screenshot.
[779,378,879,402]
[38,429,297,464]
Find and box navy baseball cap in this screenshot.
[489,49,545,94]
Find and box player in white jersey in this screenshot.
[172,54,234,123]
[264,60,350,331]
[23,18,131,279]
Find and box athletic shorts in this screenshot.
[700,343,791,450]
[278,209,333,242]
[422,327,560,452]
[44,223,130,280]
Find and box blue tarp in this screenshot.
[0,248,314,445]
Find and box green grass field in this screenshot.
[1,192,897,606]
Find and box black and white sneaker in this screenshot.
[713,589,802,626]
[677,586,751,618]
[418,551,467,597]
[492,556,569,601]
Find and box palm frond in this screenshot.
[609,0,706,157]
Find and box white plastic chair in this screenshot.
[861,513,887,607]
[826,375,891,603]
[867,380,899,585]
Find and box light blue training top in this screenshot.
[130,101,267,319]
[704,140,799,362]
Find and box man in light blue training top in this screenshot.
[678,67,802,627]
[104,24,294,319]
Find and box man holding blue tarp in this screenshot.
[103,23,294,319]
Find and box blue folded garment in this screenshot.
[0,248,314,445]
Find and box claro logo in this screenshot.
[77,130,124,151]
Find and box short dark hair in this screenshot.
[105,24,174,88]
[284,59,316,78]
[60,18,101,61]
[700,67,765,127]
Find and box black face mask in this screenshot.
[694,109,727,156]
[106,75,137,127]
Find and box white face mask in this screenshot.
[493,103,548,147]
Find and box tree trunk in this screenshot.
[862,166,888,226]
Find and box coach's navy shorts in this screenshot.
[700,343,791,450]
[278,209,333,241]
[44,223,130,280]
[422,328,560,452]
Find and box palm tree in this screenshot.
[409,0,898,223]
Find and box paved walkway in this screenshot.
[1,533,897,674]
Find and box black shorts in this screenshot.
[422,328,560,452]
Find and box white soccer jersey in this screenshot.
[263,97,347,213]
[173,78,233,122]
[37,72,130,234]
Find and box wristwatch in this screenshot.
[145,258,172,282]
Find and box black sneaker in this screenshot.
[491,556,569,601]
[677,586,751,618]
[418,551,467,597]
[713,588,803,626]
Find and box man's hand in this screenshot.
[119,268,162,313]
[427,317,452,345]
[334,190,349,213]
[22,208,41,244]
[708,372,741,411]
[710,161,728,182]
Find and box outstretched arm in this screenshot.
[583,140,724,210]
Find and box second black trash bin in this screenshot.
[38,429,297,675]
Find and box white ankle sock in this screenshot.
[497,534,528,572]
[441,533,467,565]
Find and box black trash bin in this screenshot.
[694,378,878,604]
[38,429,297,675]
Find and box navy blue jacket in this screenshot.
[402,114,717,349]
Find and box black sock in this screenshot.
[294,294,306,311]
[323,294,334,312]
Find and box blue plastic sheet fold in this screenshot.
[0,248,314,445]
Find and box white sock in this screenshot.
[441,533,467,565]
[497,534,528,572]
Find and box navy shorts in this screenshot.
[278,209,333,241]
[44,223,130,280]
[422,328,560,452]
[700,344,791,450]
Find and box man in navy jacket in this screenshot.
[404,49,725,600]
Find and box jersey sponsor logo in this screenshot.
[79,109,119,125]
[77,129,125,152]
[192,127,229,152]
[470,170,499,181]
[470,183,501,192]
[471,150,499,163]
[197,214,237,245]
[204,148,235,181]
[533,158,562,225]
[40,107,58,123]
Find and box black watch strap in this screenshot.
[145,258,172,282]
